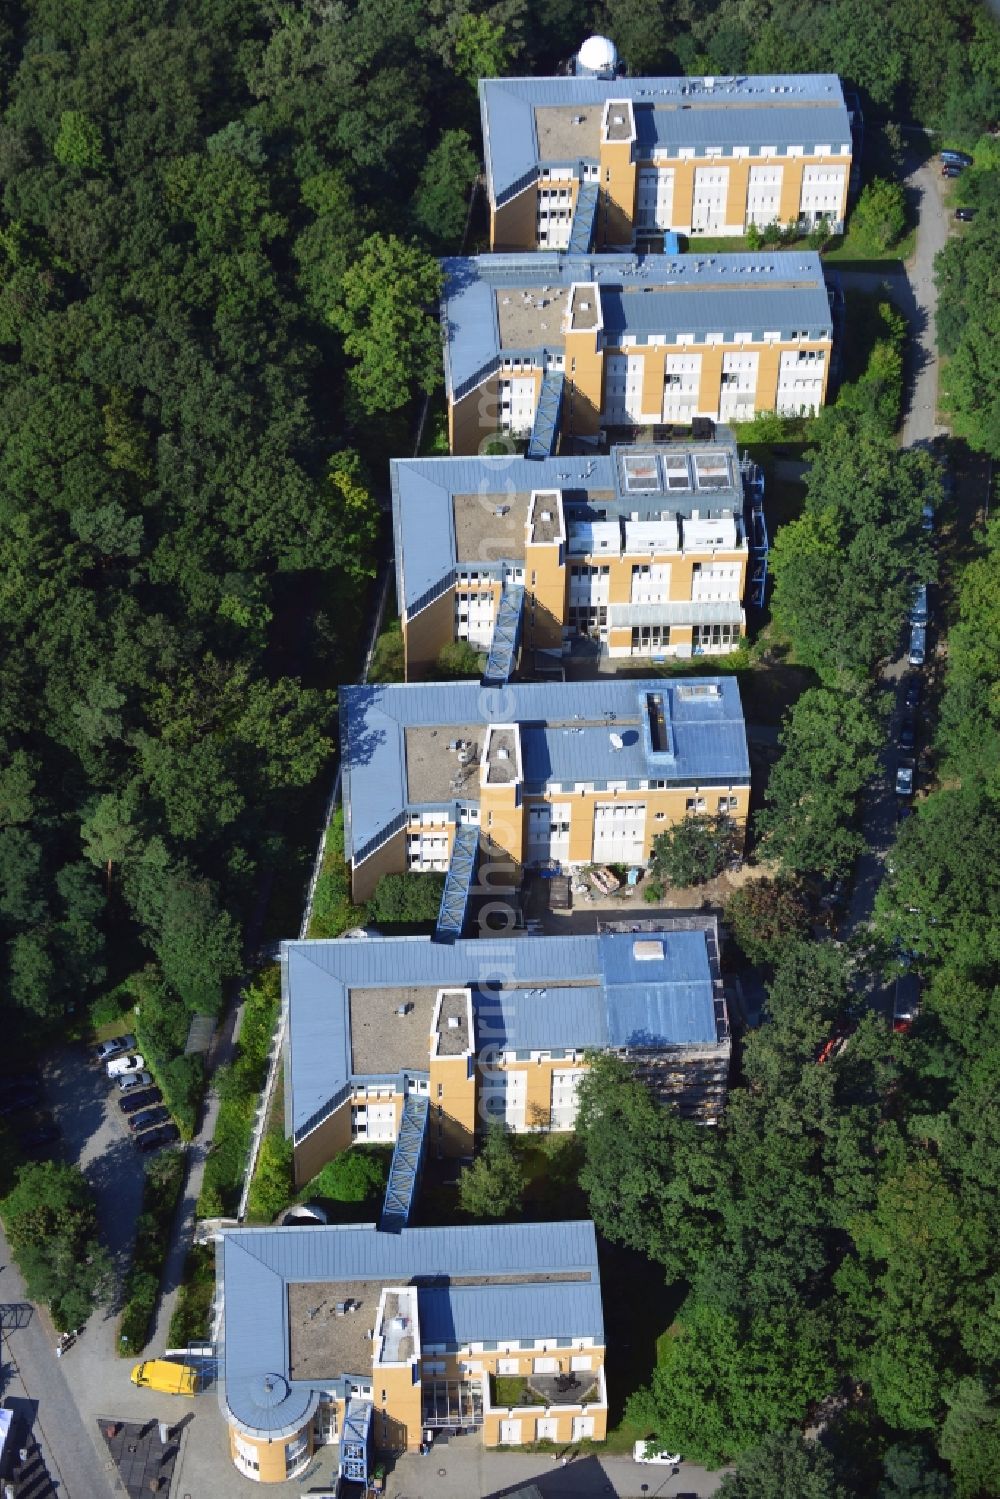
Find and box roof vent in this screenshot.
[541,510,552,522]
[633,939,664,962]
[395,1003,414,1017]
[497,747,510,760]
[447,1015,462,1029]
[609,732,624,751]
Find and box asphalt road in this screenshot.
[842,149,949,947]
[0,1221,117,1499]
[383,1431,728,1499]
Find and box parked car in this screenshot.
[633,1440,682,1465]
[898,716,916,751]
[117,1070,153,1092]
[136,1124,181,1154]
[908,624,927,666]
[955,206,977,221]
[128,1106,171,1134]
[119,1088,162,1116]
[910,584,929,624]
[942,162,964,177]
[893,972,921,1032]
[106,1053,145,1079]
[941,150,973,167]
[94,1035,136,1065]
[904,676,922,710]
[896,758,915,797]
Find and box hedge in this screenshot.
[196,967,280,1218]
[117,1148,186,1356]
[167,1244,216,1349]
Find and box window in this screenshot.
[693,621,739,651]
[686,796,707,813]
[630,624,670,654]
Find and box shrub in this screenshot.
[117,1149,185,1355]
[89,987,132,1033]
[365,872,445,928]
[309,809,365,938]
[850,178,907,255]
[435,640,484,679]
[196,969,280,1218]
[128,966,206,1138]
[368,616,405,684]
[304,1146,389,1204]
[246,1133,295,1223]
[167,1245,216,1349]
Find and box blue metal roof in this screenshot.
[284,925,720,1139]
[442,252,830,397]
[392,437,744,615]
[601,280,831,340]
[475,984,608,1053]
[601,929,716,1046]
[480,74,849,201]
[221,1220,604,1436]
[341,678,749,862]
[419,1281,605,1347]
[635,102,851,157]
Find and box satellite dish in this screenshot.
[575,35,618,78]
[609,732,625,750]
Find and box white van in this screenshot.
[633,1440,681,1465]
[107,1053,146,1078]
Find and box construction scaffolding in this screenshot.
[741,454,769,609]
[379,1093,429,1234]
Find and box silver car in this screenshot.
[908,624,926,666]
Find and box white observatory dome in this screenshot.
[575,35,618,78]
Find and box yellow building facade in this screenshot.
[219,1221,609,1483]
[442,252,834,456]
[481,74,854,251]
[393,438,759,680]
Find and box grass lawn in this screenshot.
[823,228,915,265]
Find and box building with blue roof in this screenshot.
[282,918,730,1192]
[479,72,853,252]
[219,1218,608,1481]
[391,433,764,676]
[442,251,834,453]
[339,676,749,901]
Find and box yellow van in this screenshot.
[130,1359,199,1397]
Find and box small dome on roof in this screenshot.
[576,35,618,77]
